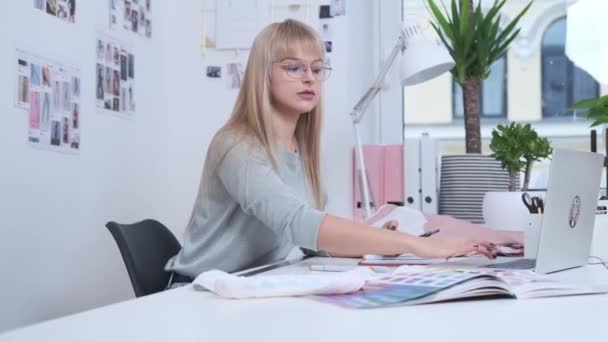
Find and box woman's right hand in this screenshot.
[409,236,497,260]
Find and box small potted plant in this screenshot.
[490,123,553,191]
[483,123,553,230]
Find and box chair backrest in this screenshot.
[106,219,181,297]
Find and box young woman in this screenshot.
[165,19,496,286]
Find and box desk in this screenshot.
[1,257,608,342]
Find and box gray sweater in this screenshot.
[166,135,326,278]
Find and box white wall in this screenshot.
[0,0,170,332]
[1,0,379,333]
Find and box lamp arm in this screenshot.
[350,34,405,124]
[349,33,405,218]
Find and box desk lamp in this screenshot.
[350,18,454,218]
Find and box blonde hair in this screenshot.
[214,19,325,210]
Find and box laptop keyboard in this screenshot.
[482,259,537,270]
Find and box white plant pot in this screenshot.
[482,191,545,231]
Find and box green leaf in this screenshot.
[570,97,603,110]
[427,0,455,43]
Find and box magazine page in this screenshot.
[317,266,504,309]
[491,270,608,299]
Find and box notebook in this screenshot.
[317,265,608,309]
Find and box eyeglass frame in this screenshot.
[272,59,332,81]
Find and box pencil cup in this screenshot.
[524,214,542,259]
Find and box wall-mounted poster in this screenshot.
[109,0,152,38]
[35,0,76,23]
[15,48,81,153]
[96,34,136,117]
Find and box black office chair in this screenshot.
[106,219,182,297]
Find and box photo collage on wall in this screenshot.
[109,0,152,38]
[96,34,136,117]
[16,49,81,153]
[34,0,76,23]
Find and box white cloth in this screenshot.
[193,269,373,299]
[367,205,426,236]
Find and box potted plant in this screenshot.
[490,123,553,191]
[427,0,532,153]
[483,123,553,230]
[427,0,533,223]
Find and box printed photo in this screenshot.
[106,43,112,64]
[30,64,41,87]
[62,81,70,112]
[62,117,70,144]
[42,66,51,86]
[96,63,104,100]
[50,120,61,146]
[52,80,61,113]
[67,0,75,22]
[226,62,244,89]
[319,5,332,19]
[70,133,80,149]
[111,0,151,37]
[113,46,120,65]
[330,0,346,16]
[120,54,127,80]
[128,53,134,78]
[42,92,50,126]
[71,134,79,149]
[113,70,120,96]
[57,3,68,20]
[29,91,41,129]
[145,19,151,38]
[120,88,127,112]
[128,85,135,111]
[71,76,80,98]
[18,76,30,104]
[206,66,221,78]
[46,0,58,16]
[97,39,105,60]
[105,66,112,93]
[124,1,132,22]
[131,11,138,32]
[113,97,119,111]
[72,103,79,129]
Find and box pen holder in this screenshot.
[524,214,543,259]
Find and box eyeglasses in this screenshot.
[275,61,332,81]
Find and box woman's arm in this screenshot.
[317,215,496,259]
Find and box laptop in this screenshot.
[480,148,604,274]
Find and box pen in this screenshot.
[419,229,440,237]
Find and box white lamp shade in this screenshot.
[398,18,455,87]
[400,38,455,86]
[566,0,608,85]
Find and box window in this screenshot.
[541,16,599,118]
[453,56,507,119]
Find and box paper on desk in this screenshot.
[366,205,426,236]
[193,269,373,299]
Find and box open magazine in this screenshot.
[317,266,608,309]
